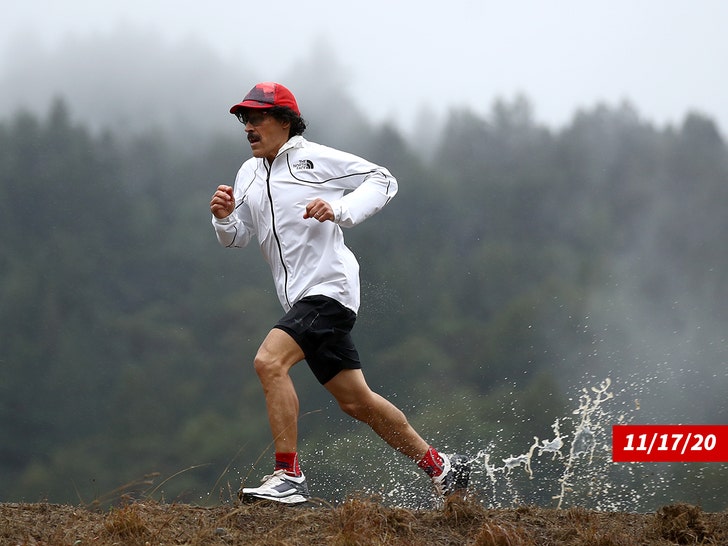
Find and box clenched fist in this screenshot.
[304,198,333,222]
[210,185,235,219]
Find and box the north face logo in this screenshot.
[292,159,314,170]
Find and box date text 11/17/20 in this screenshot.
[612,425,728,463]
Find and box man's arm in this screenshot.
[331,167,397,228]
[317,148,398,227]
[210,184,255,248]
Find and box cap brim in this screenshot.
[229,100,273,114]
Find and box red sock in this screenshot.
[275,452,302,476]
[417,446,445,478]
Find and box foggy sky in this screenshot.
[2,0,727,134]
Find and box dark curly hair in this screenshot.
[268,106,307,137]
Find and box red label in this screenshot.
[612,425,728,463]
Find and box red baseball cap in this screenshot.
[229,82,300,116]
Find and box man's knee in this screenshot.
[337,399,363,419]
[253,349,286,382]
[336,392,380,422]
[253,329,304,382]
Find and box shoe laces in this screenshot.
[259,469,288,485]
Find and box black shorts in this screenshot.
[274,295,362,385]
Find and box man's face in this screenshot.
[241,109,291,162]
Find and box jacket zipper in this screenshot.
[264,158,292,309]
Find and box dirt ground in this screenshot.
[2,497,727,545]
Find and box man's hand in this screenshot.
[304,198,334,222]
[210,185,235,219]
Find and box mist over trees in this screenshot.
[1,34,727,511]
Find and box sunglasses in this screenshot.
[236,110,269,126]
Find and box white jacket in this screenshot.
[212,136,398,313]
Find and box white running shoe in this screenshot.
[239,470,310,505]
[432,454,471,496]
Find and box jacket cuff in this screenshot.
[331,202,343,224]
[212,213,235,225]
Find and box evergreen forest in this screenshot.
[1,89,727,511]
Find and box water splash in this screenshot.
[314,376,726,511]
[553,378,612,508]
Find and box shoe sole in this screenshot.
[240,492,310,505]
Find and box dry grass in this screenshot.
[2,497,727,545]
[652,503,711,544]
[472,520,536,546]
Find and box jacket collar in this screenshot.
[276,135,306,157]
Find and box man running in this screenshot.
[210,82,469,504]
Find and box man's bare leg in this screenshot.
[253,328,305,453]
[324,369,429,461]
